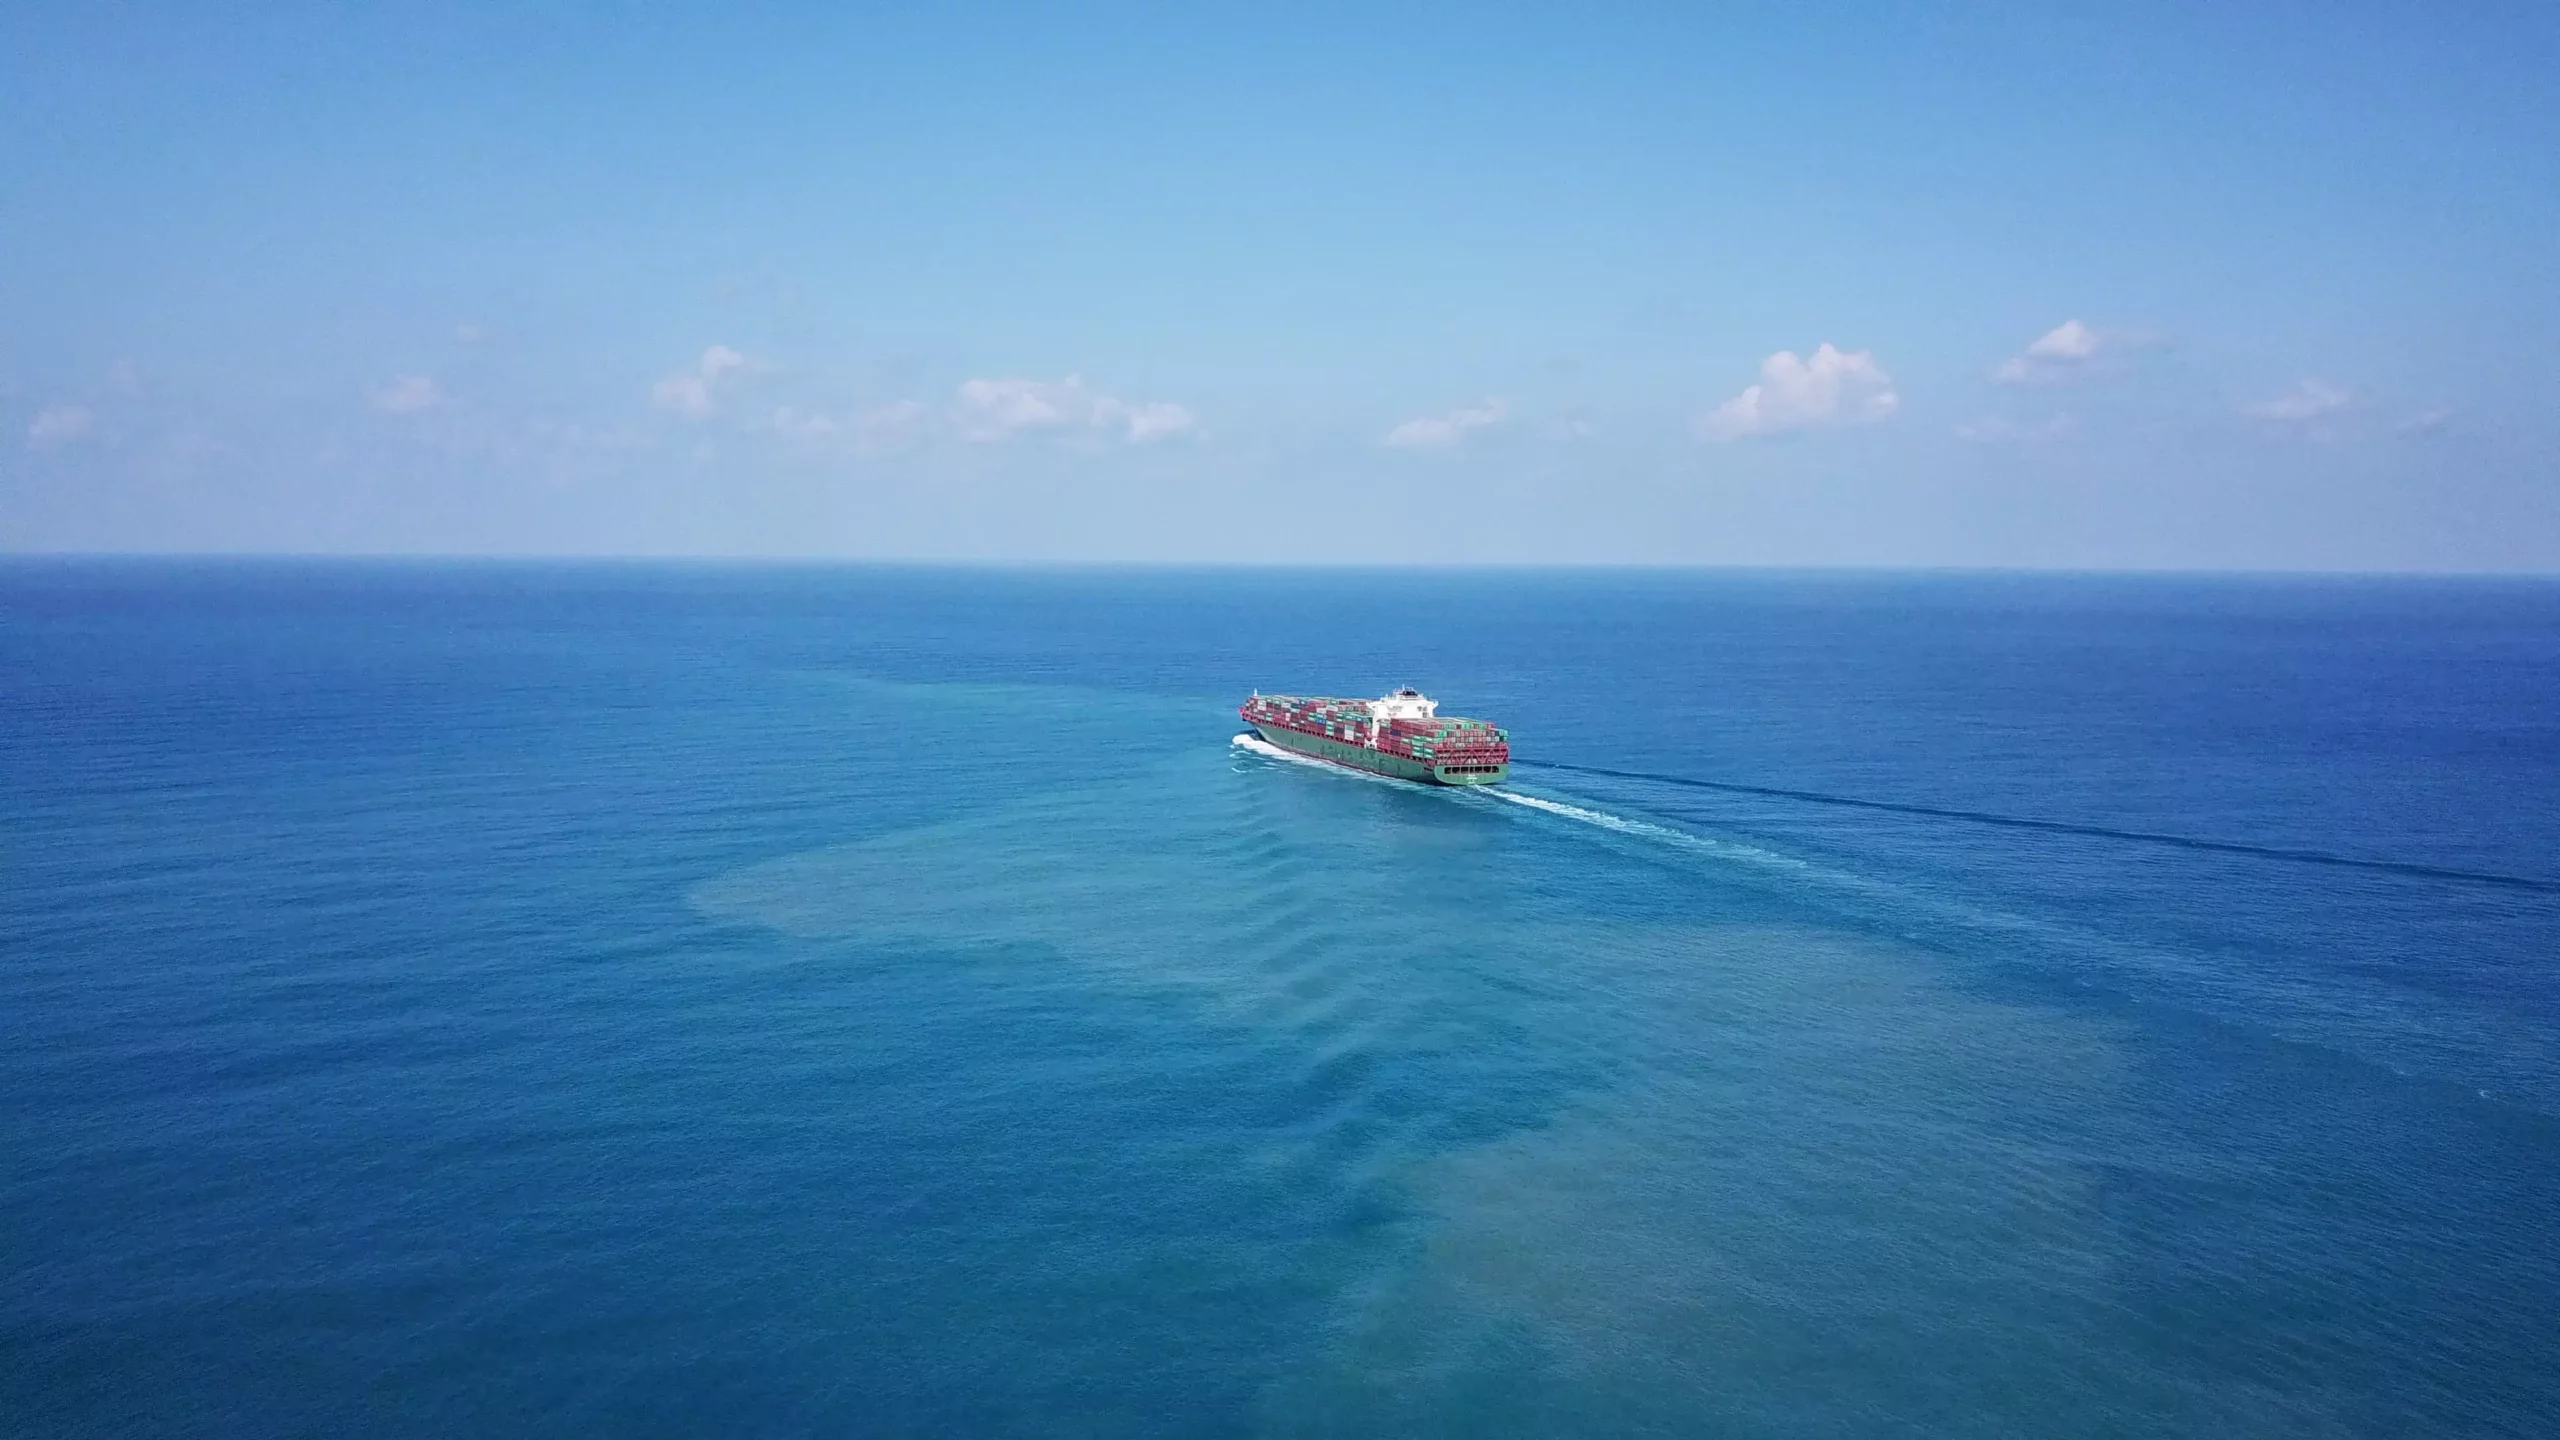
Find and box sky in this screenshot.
[3,2,2556,567]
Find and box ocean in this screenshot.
[5,561,2557,1437]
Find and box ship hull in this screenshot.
[1251,723,1508,786]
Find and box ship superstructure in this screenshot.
[1240,689,1510,786]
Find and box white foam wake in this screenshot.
[1489,788,1808,870]
[1231,733,1803,870]
[1231,731,1297,764]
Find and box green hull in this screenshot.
[1252,723,1508,786]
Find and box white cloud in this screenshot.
[953,378,1077,440]
[1698,344,1898,441]
[1994,319,2107,385]
[855,399,929,446]
[27,404,94,448]
[652,345,752,420]
[757,399,937,451]
[657,363,1188,447]
[2396,407,2452,435]
[767,406,840,439]
[454,323,484,344]
[372,374,447,414]
[1117,400,1198,443]
[2242,379,2350,422]
[2026,318,2100,361]
[652,376,713,418]
[1383,397,1511,449]
[950,376,1196,445]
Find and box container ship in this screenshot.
[1240,689,1511,786]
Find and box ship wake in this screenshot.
[1487,788,1809,871]
[1234,730,1806,871]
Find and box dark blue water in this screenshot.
[6,562,2558,1437]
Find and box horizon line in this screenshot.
[3,551,2558,580]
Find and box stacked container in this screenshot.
[1243,693,1511,773]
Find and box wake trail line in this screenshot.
[1484,788,1811,870]
[1515,759,2560,895]
[1233,734,1806,871]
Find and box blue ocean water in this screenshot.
[5,561,2558,1437]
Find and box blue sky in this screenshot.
[4,2,2556,566]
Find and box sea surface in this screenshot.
[6,561,2559,1437]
